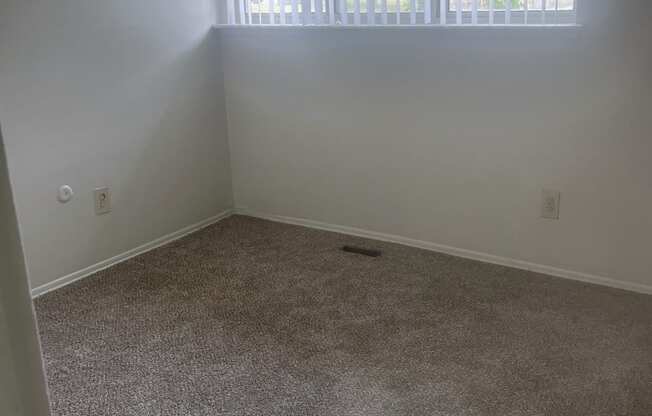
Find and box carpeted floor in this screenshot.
[35,215,652,416]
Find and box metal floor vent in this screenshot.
[342,246,382,258]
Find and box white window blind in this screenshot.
[221,0,577,26]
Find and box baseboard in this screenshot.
[31,207,652,298]
[31,209,234,298]
[235,207,652,296]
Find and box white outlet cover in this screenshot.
[541,189,561,220]
[94,187,111,215]
[58,185,74,203]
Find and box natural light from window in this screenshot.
[246,0,574,13]
[228,0,578,26]
[450,0,574,11]
[248,1,427,13]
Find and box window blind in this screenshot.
[222,0,578,26]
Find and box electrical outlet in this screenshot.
[94,187,111,215]
[541,189,560,220]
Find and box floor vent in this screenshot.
[342,246,382,258]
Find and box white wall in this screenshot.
[222,0,652,289]
[0,305,22,415]
[0,129,51,416]
[0,0,233,289]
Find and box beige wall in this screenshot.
[0,129,50,415]
[222,0,652,289]
[0,0,233,289]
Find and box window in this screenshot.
[245,1,426,14]
[446,0,576,24]
[449,0,575,12]
[224,0,578,26]
[347,1,427,12]
[247,1,426,13]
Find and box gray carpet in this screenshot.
[35,215,652,416]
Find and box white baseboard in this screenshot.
[235,208,652,296]
[31,209,234,298]
[31,207,652,298]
